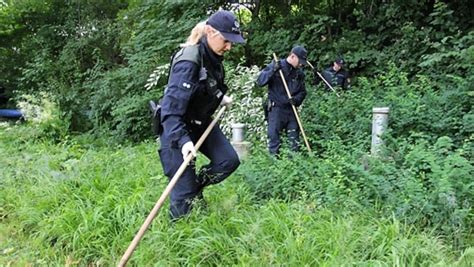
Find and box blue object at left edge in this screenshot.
[0,109,23,118]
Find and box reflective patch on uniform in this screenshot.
[182,82,191,88]
[178,79,195,91]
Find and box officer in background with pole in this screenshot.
[257,46,308,156]
[317,56,351,90]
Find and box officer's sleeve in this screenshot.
[256,62,276,87]
[343,71,351,89]
[321,69,333,91]
[160,61,199,148]
[292,72,307,106]
[312,70,321,86]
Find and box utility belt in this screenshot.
[268,100,292,109]
[263,98,292,121]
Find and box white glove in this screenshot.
[181,141,196,160]
[220,95,232,107]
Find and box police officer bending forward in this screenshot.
[318,57,351,90]
[159,10,245,220]
[257,46,308,155]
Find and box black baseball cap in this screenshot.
[207,10,245,44]
[335,57,345,66]
[291,45,308,66]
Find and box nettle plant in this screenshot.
[223,64,266,143]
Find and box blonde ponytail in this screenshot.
[180,21,207,47]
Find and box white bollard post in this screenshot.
[232,123,245,143]
[231,123,250,160]
[371,107,390,156]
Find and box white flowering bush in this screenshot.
[18,92,52,123]
[17,92,69,140]
[223,64,266,144]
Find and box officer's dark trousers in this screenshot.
[267,106,300,155]
[159,124,240,220]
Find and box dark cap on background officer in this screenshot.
[157,10,245,220]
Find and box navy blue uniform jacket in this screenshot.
[160,42,225,150]
[257,59,306,107]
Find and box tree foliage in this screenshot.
[0,0,472,142]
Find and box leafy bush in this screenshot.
[222,64,265,142]
[239,136,473,248]
[16,92,69,141]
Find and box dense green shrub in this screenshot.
[2,0,472,143]
[239,136,473,248]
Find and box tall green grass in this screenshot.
[1,124,472,266]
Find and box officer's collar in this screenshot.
[200,37,224,65]
[283,59,296,72]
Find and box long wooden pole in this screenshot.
[118,106,227,267]
[272,53,312,153]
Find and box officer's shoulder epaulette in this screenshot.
[172,45,201,66]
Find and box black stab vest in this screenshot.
[170,44,226,126]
